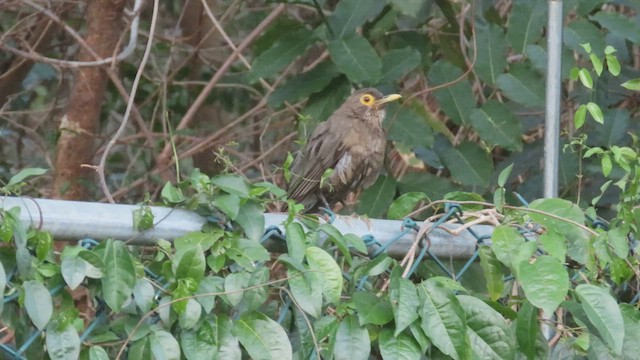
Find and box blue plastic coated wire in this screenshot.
[79,238,99,248]
[513,192,530,207]
[407,206,460,277]
[0,343,23,360]
[15,328,43,357]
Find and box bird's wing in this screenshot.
[287,120,346,207]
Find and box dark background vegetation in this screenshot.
[1,0,638,215]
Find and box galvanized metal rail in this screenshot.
[0,197,493,260]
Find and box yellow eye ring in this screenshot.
[359,94,375,106]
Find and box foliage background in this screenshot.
[1,0,640,359]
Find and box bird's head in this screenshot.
[343,88,402,124]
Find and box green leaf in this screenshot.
[268,62,340,108]
[234,312,292,360]
[443,191,485,211]
[305,246,342,304]
[494,188,505,213]
[353,291,393,325]
[498,163,514,187]
[235,201,265,242]
[360,254,393,277]
[563,20,606,55]
[590,11,640,44]
[195,276,224,313]
[218,314,242,359]
[379,47,422,84]
[287,267,322,318]
[378,328,422,360]
[150,330,181,360]
[356,175,397,218]
[161,182,185,203]
[301,77,351,122]
[285,222,306,264]
[327,0,386,38]
[601,154,612,177]
[61,253,87,290]
[470,100,523,151]
[129,338,152,359]
[23,280,52,330]
[327,34,382,84]
[213,194,241,220]
[389,269,420,336]
[437,141,493,190]
[496,64,545,107]
[101,240,136,312]
[589,53,603,76]
[490,225,525,269]
[507,0,547,54]
[621,304,640,358]
[211,174,250,198]
[250,27,315,80]
[418,281,468,360]
[576,284,624,355]
[227,238,270,270]
[7,167,47,186]
[478,246,505,301]
[389,0,424,16]
[334,315,370,360]
[317,223,352,263]
[173,244,205,283]
[607,228,629,259]
[581,43,593,54]
[458,295,516,359]
[605,54,620,76]
[88,346,110,360]
[132,205,154,231]
[518,256,569,314]
[621,78,640,91]
[387,192,428,220]
[586,102,604,124]
[574,104,587,129]
[538,230,567,262]
[0,262,4,315]
[516,300,538,360]
[181,319,218,360]
[46,321,80,360]
[528,199,589,264]
[475,23,507,84]
[570,67,580,80]
[385,104,434,148]
[428,60,475,125]
[578,68,593,89]
[178,298,203,330]
[224,271,250,306]
[133,279,155,314]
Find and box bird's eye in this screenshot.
[359,94,374,106]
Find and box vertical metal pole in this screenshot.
[543,0,563,342]
[544,0,563,198]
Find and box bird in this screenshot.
[286,88,402,213]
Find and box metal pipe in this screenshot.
[0,197,492,260]
[544,0,563,198]
[543,0,564,341]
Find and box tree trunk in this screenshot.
[52,0,127,200]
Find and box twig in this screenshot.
[96,0,159,203]
[155,4,287,166]
[4,0,143,67]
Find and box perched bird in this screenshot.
[287,88,402,213]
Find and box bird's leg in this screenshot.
[318,193,336,223]
[319,193,330,209]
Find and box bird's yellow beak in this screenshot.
[375,94,402,106]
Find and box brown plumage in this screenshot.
[287,88,402,213]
